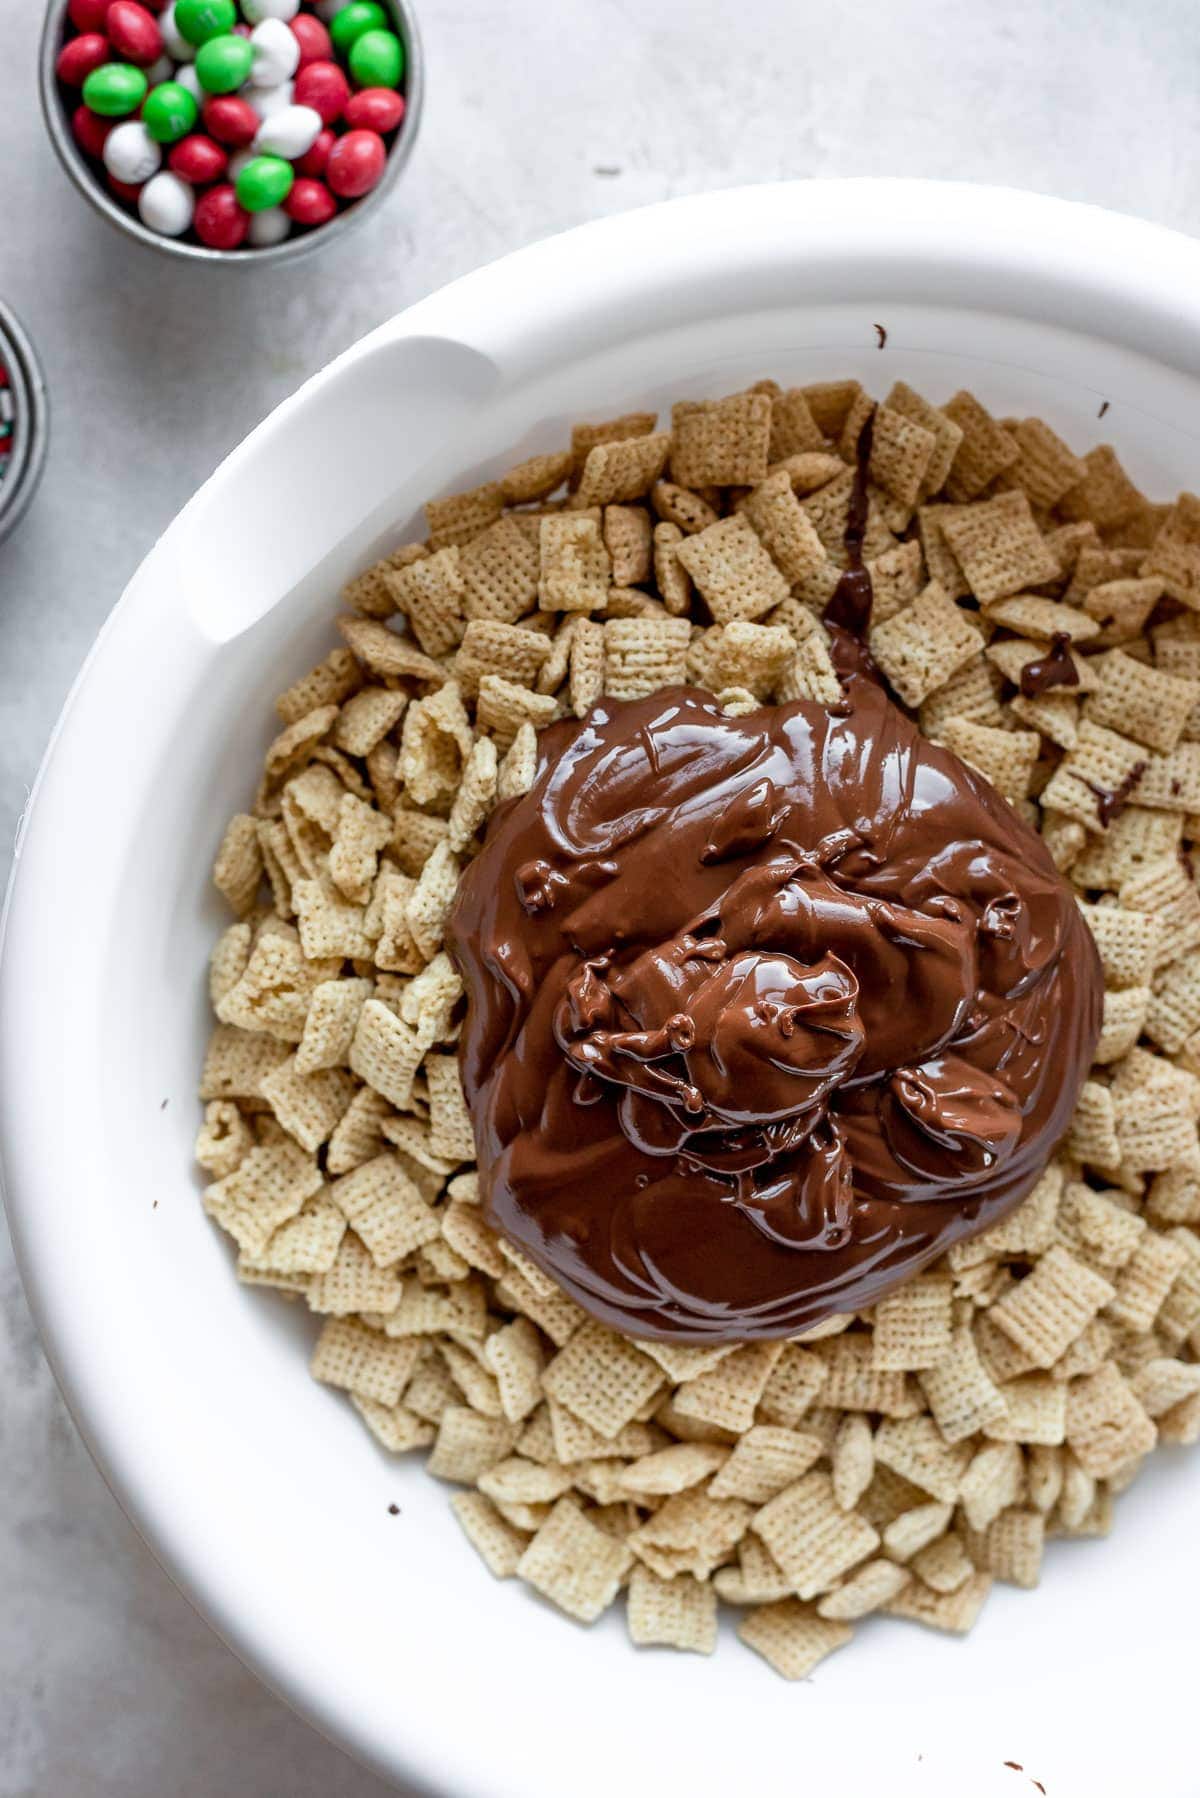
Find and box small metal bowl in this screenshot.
[0,299,49,546]
[38,0,424,266]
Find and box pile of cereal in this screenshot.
[198,378,1200,1679]
[56,0,407,248]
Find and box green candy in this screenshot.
[195,32,255,94]
[329,1,386,53]
[235,154,294,213]
[81,62,148,117]
[348,27,403,88]
[174,0,237,47]
[141,81,200,143]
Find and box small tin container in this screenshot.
[0,299,49,546]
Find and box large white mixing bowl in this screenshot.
[4,181,1200,1798]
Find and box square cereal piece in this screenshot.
[814,1333,919,1416]
[1147,950,1200,1052]
[200,1024,291,1103]
[1143,492,1200,609]
[329,793,392,905]
[768,388,825,461]
[517,1496,633,1624]
[383,547,466,658]
[985,1507,1045,1588]
[428,1405,520,1483]
[800,468,897,568]
[881,1500,955,1561]
[481,1318,545,1425]
[919,655,1006,735]
[959,1440,1024,1532]
[831,1413,874,1510]
[938,718,1040,804]
[333,687,407,760]
[209,921,252,1008]
[800,379,862,439]
[577,432,671,506]
[602,505,654,587]
[671,1341,784,1435]
[1038,719,1149,833]
[476,674,557,750]
[1065,1361,1157,1477]
[626,1566,717,1654]
[817,1557,911,1622]
[398,680,474,808]
[541,1321,665,1440]
[241,1195,346,1276]
[217,923,337,1041]
[737,1600,851,1681]
[775,632,843,706]
[707,1426,823,1504]
[1107,1230,1191,1330]
[450,1490,530,1578]
[459,515,541,624]
[570,411,659,484]
[259,1055,356,1153]
[1007,418,1087,510]
[307,1232,402,1316]
[618,1443,728,1497]
[941,390,1019,502]
[203,1140,323,1257]
[651,480,720,535]
[651,521,693,616]
[867,403,937,510]
[1132,742,1200,813]
[917,504,971,598]
[628,1488,753,1581]
[676,515,791,624]
[213,813,264,916]
[940,492,1058,602]
[883,1570,992,1634]
[871,1275,954,1372]
[275,647,363,721]
[566,616,606,718]
[868,538,926,623]
[425,481,505,549]
[310,1316,420,1406]
[872,1415,972,1503]
[350,1393,434,1454]
[603,617,691,700]
[499,448,573,505]
[885,381,964,497]
[195,1099,253,1180]
[1084,650,1200,754]
[984,1374,1068,1446]
[910,1533,974,1595]
[349,1000,425,1111]
[989,1246,1116,1368]
[1076,904,1161,991]
[742,471,830,591]
[1058,445,1146,530]
[869,581,985,708]
[713,1535,793,1605]
[753,1471,880,1600]
[538,514,611,613]
[919,1328,1006,1443]
[453,621,552,698]
[338,616,447,687]
[1083,576,1163,647]
[671,390,772,489]
[330,1153,439,1268]
[405,838,461,961]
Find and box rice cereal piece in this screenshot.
[259,1055,356,1153]
[938,718,1041,804]
[577,432,671,507]
[705,1426,822,1504]
[398,681,474,809]
[203,1136,324,1257]
[1134,742,1200,813]
[800,468,897,568]
[628,1488,753,1581]
[872,1415,972,1503]
[194,1100,253,1180]
[1130,1356,1200,1417]
[213,813,264,915]
[330,1153,439,1267]
[333,687,407,759]
[337,616,448,687]
[942,390,1019,502]
[382,547,465,659]
[1146,951,1200,1051]
[275,647,363,723]
[1083,576,1163,647]
[351,1394,434,1454]
[867,538,925,623]
[910,1531,974,1595]
[990,1246,1116,1368]
[940,491,1058,602]
[217,924,337,1042]
[307,1232,402,1316]
[918,656,1006,736]
[673,514,791,625]
[649,521,692,617]
[712,1535,794,1605]
[517,1496,633,1624]
[401,951,463,1044]
[1064,1361,1157,1477]
[428,1405,521,1484]
[916,504,971,599]
[831,1413,874,1511]
[425,481,505,550]
[542,1321,665,1440]
[650,480,720,535]
[983,1374,1067,1447]
[918,1328,1006,1443]
[1058,445,1146,531]
[602,617,691,700]
[869,582,984,708]
[1003,417,1087,510]
[626,1565,718,1654]
[883,1569,992,1634]
[405,841,460,963]
[671,1340,784,1434]
[884,381,964,496]
[670,391,771,488]
[208,922,252,1010]
[537,514,611,613]
[1083,649,1200,754]
[569,412,658,484]
[871,1275,954,1372]
[453,621,552,699]
[865,404,937,510]
[499,448,572,505]
[753,1472,880,1599]
[737,1600,851,1681]
[1039,719,1148,833]
[619,1443,729,1497]
[241,1194,346,1276]
[328,793,392,905]
[601,504,653,587]
[476,674,558,750]
[1106,1231,1191,1331]
[1055,1181,1144,1270]
[741,471,830,590]
[880,1499,955,1562]
[1077,904,1161,992]
[200,1024,291,1102]
[459,515,541,624]
[310,1316,420,1406]
[348,1000,425,1111]
[496,722,539,800]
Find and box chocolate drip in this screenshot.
[1087,760,1148,827]
[823,407,876,641]
[1020,633,1079,699]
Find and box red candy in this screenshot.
[201,95,259,146]
[194,183,250,249]
[56,32,110,86]
[289,11,331,66]
[326,128,385,199]
[68,0,110,29]
[168,132,228,183]
[294,59,350,125]
[284,176,336,226]
[343,87,404,133]
[107,174,144,203]
[295,126,334,177]
[105,0,164,65]
[71,102,113,158]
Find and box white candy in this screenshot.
[174,62,202,101]
[253,103,322,161]
[315,0,352,17]
[146,54,175,86]
[247,79,295,121]
[248,17,300,87]
[242,0,300,19]
[227,148,256,182]
[103,121,161,185]
[247,206,292,247]
[159,3,194,60]
[138,171,195,238]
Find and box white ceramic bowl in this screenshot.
[4,180,1200,1798]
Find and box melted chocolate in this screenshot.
[1019,633,1079,699]
[822,408,875,641]
[448,682,1103,1340]
[1087,761,1147,827]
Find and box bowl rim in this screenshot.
[7,178,1200,1794]
[38,0,425,266]
[0,296,50,542]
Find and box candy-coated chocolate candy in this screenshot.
[56,33,110,87]
[174,0,235,45]
[329,0,384,52]
[247,205,291,244]
[106,0,164,64]
[142,79,199,140]
[158,2,193,57]
[138,168,194,234]
[343,85,403,132]
[293,58,349,122]
[234,151,294,211]
[69,0,111,30]
[201,93,258,142]
[194,181,249,247]
[71,103,114,157]
[252,101,322,158]
[102,116,162,180]
[145,52,175,82]
[247,16,299,85]
[195,32,254,91]
[295,124,334,175]
[242,0,299,19]
[174,60,203,99]
[289,11,331,64]
[82,61,149,115]
[167,130,227,180]
[283,174,335,224]
[326,126,384,197]
[348,27,403,88]
[247,78,294,119]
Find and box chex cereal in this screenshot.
[199,378,1200,1679]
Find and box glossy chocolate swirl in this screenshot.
[448,680,1103,1341]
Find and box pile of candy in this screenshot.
[0,354,12,489]
[55,0,408,250]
